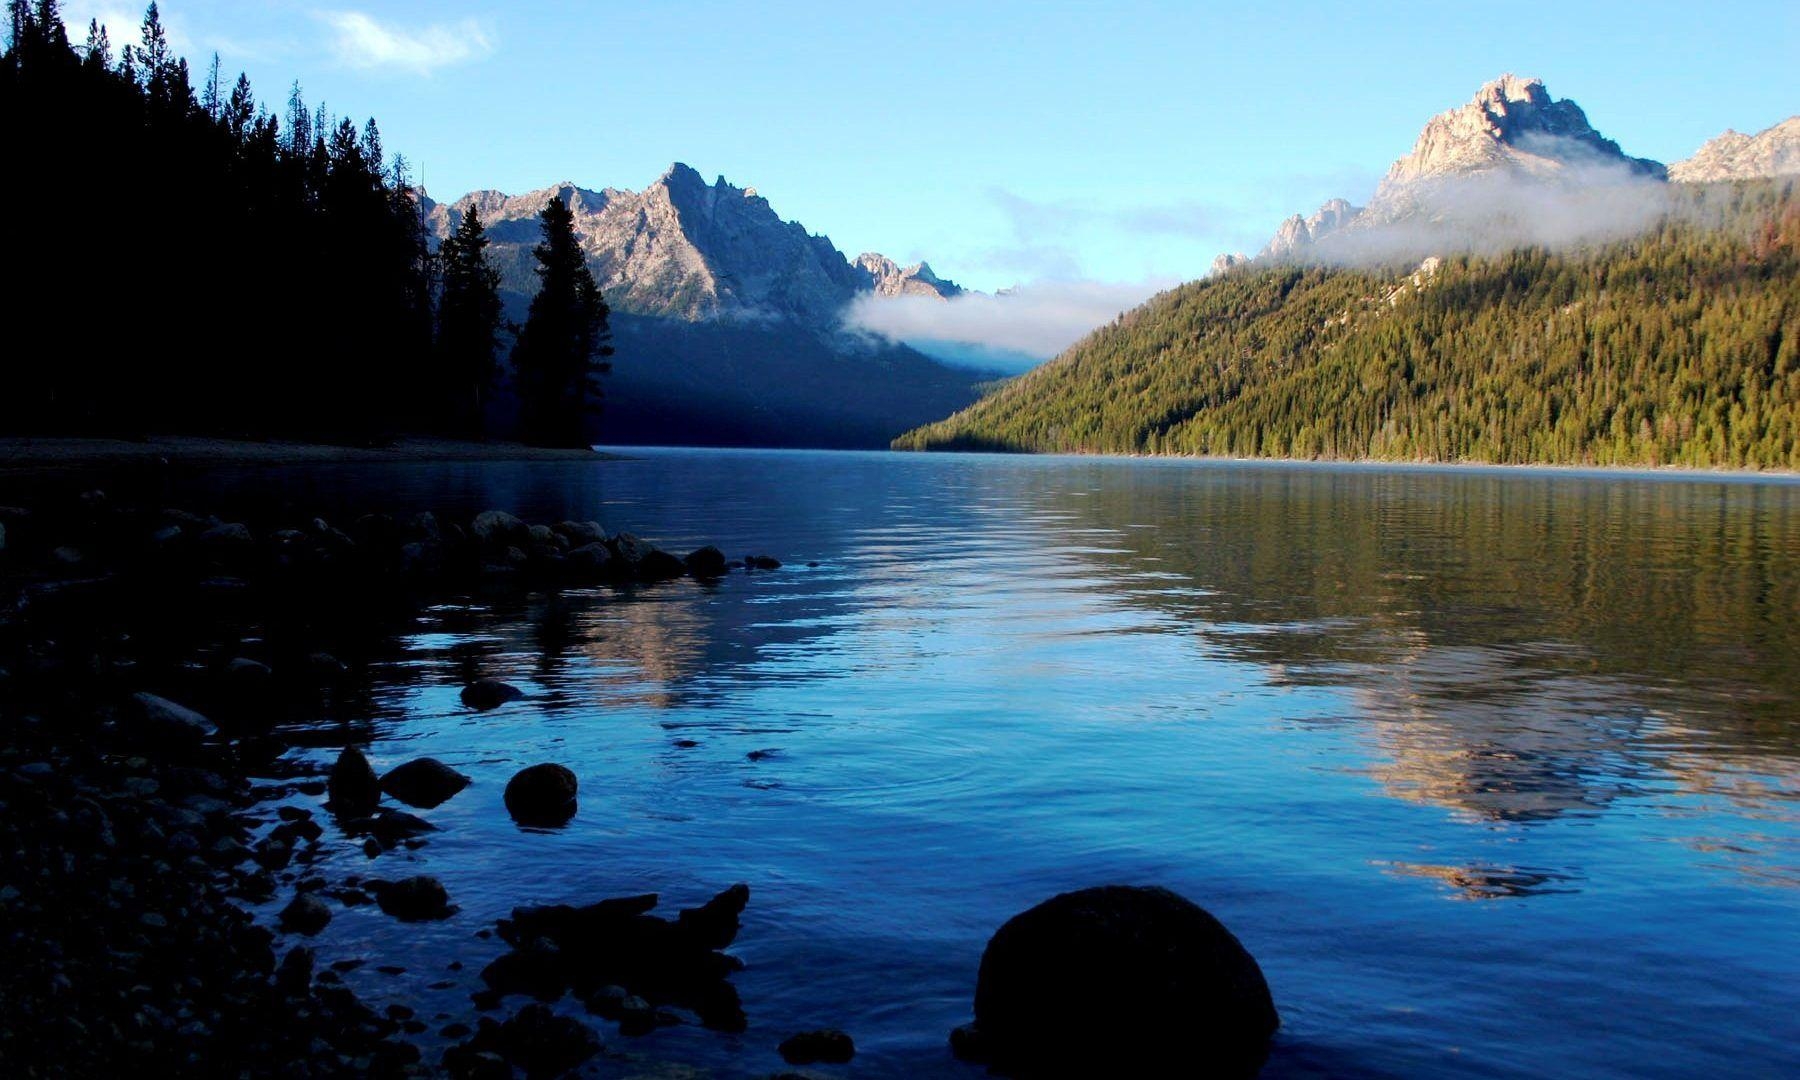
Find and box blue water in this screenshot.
[201,448,1799,1078]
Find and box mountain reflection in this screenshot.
[1018,464,1800,833]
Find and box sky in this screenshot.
[65,1,1800,355]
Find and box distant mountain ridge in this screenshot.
[422,164,963,322]
[1670,118,1800,183]
[421,164,980,448]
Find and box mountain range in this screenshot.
[1227,75,1799,266]
[895,75,1800,469]
[423,75,1798,454]
[421,164,977,447]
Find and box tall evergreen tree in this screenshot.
[436,206,505,437]
[511,196,612,448]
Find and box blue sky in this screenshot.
[70,0,1799,297]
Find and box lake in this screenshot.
[187,447,1800,1078]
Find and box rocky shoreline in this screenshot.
[0,489,1281,1078]
[0,491,792,1077]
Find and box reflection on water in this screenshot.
[177,449,1800,1078]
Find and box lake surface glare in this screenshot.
[205,448,1800,1078]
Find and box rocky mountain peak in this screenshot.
[853,253,964,299]
[1238,74,1669,264]
[1669,117,1800,182]
[425,165,962,324]
[1371,74,1662,209]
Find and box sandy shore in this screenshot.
[0,435,620,475]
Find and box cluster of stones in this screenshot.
[0,492,781,593]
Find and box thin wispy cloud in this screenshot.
[318,11,495,76]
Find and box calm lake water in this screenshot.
[195,448,1799,1078]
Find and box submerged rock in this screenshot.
[461,679,524,711]
[327,746,381,817]
[371,875,455,921]
[279,892,332,936]
[504,764,578,826]
[958,885,1278,1077]
[779,1029,855,1065]
[745,554,782,570]
[380,757,471,809]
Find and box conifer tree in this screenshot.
[436,206,505,437]
[511,196,612,447]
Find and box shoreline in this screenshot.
[0,435,622,476]
[891,445,1800,482]
[0,490,779,1076]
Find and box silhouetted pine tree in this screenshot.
[511,196,612,448]
[436,206,505,437]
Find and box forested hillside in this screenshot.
[896,181,1800,470]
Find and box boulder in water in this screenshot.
[958,884,1278,1077]
[504,764,578,826]
[684,546,728,578]
[469,510,528,547]
[380,757,471,809]
[371,875,455,921]
[280,892,332,936]
[327,746,381,817]
[461,679,524,710]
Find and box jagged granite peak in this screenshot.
[424,163,886,323]
[854,253,965,298]
[1367,74,1663,217]
[1670,117,1800,183]
[1234,74,1667,265]
[1260,198,1363,259]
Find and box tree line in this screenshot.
[897,180,1800,470]
[1,2,609,447]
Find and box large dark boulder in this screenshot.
[959,885,1278,1078]
[504,764,578,826]
[327,746,381,817]
[381,757,472,809]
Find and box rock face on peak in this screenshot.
[1238,75,1667,265]
[1261,198,1362,259]
[420,164,983,449]
[1369,75,1662,211]
[1670,117,1800,183]
[425,165,865,324]
[853,253,964,299]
